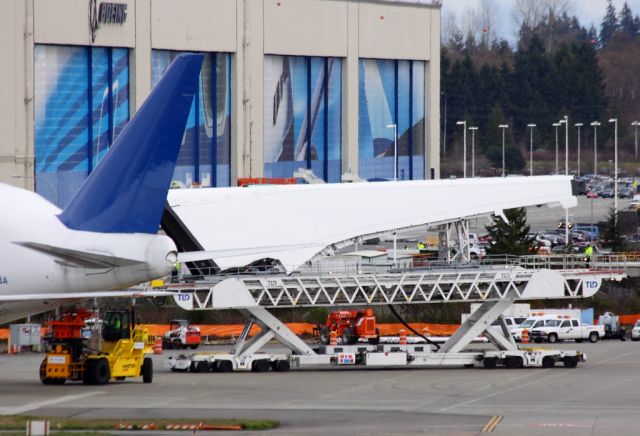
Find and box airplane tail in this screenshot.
[58,53,204,234]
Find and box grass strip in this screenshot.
[0,415,277,431]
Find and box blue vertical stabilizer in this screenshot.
[58,54,204,234]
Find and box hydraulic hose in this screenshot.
[387,304,441,351]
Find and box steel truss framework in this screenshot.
[162,255,625,360]
[171,266,624,311]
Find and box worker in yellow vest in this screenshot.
[417,241,426,253]
[584,244,593,267]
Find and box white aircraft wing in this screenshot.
[14,242,144,268]
[168,176,576,273]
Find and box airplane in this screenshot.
[0,53,204,325]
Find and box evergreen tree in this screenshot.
[485,208,533,256]
[600,0,619,46]
[619,2,638,38]
[512,36,556,142]
[601,208,626,251]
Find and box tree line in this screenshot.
[441,0,640,176]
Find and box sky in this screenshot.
[441,0,640,43]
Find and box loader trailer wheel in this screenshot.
[483,358,497,369]
[563,356,578,368]
[272,359,290,372]
[542,356,555,368]
[251,359,270,373]
[196,361,209,373]
[142,357,153,383]
[217,360,233,373]
[505,356,523,369]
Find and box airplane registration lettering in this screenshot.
[0,276,7,285]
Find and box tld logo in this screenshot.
[585,281,598,289]
[0,276,7,285]
[177,294,191,301]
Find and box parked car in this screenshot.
[631,320,640,341]
[586,191,599,199]
[574,224,600,240]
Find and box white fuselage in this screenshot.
[0,183,177,323]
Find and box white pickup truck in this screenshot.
[529,318,605,343]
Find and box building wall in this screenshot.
[0,0,440,201]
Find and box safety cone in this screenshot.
[329,331,338,346]
[399,329,408,345]
[521,329,529,344]
[153,337,163,354]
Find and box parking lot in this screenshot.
[1,340,639,434]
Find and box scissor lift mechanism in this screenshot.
[163,254,625,368]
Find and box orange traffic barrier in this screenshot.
[0,322,461,342]
[399,329,407,345]
[153,337,163,354]
[329,331,337,346]
[521,329,529,344]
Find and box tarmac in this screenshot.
[1,340,639,435]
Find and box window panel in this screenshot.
[359,58,425,181]
[152,50,232,187]
[264,55,342,182]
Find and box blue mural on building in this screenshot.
[264,55,342,182]
[359,59,425,181]
[152,50,232,188]
[34,45,129,207]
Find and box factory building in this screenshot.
[0,0,440,206]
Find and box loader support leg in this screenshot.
[237,307,316,356]
[439,297,517,354]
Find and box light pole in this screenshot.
[591,121,601,175]
[575,123,583,177]
[527,124,536,176]
[553,122,561,174]
[441,92,447,156]
[609,118,619,223]
[499,124,508,176]
[559,115,569,175]
[457,121,467,178]
[469,126,478,177]
[632,121,639,161]
[386,123,398,181]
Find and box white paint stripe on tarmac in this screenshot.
[438,370,565,412]
[0,391,104,415]
[590,350,640,366]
